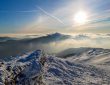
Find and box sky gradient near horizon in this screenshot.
[0,0,110,34]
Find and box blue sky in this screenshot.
[0,0,110,34]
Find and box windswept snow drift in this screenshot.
[0,49,110,85]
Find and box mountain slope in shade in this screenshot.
[0,49,110,85]
[27,32,71,43]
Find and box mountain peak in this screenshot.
[47,32,63,37]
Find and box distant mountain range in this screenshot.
[1,32,110,59]
[0,37,16,42]
[0,33,71,58]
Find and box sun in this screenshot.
[74,11,87,25]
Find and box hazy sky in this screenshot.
[0,0,110,34]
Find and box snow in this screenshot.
[45,56,110,85]
[0,48,110,85]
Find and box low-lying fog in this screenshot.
[0,33,110,59]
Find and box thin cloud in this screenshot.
[37,6,64,24]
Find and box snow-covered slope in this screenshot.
[0,49,110,85]
[58,48,110,64]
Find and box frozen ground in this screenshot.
[0,48,110,85]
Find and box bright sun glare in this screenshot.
[74,11,87,25]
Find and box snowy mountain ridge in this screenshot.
[0,48,110,85]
